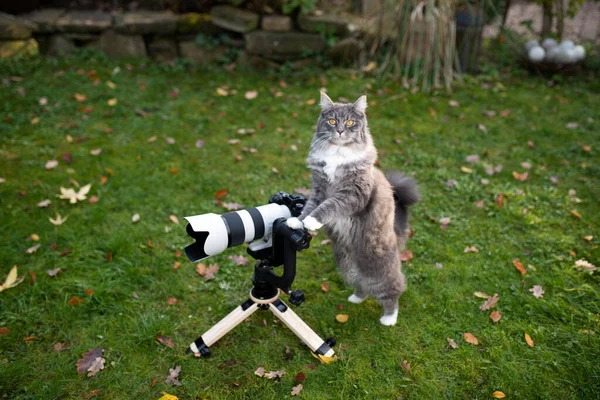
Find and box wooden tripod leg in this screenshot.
[189,299,259,354]
[269,299,335,358]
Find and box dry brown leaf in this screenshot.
[473,291,491,299]
[76,347,105,377]
[496,193,505,208]
[291,384,303,396]
[529,285,544,298]
[525,333,534,347]
[320,282,330,292]
[400,360,411,374]
[512,171,528,182]
[570,210,582,219]
[513,259,527,275]
[45,160,59,169]
[400,250,413,261]
[26,244,41,254]
[169,215,179,224]
[215,189,228,199]
[165,365,182,386]
[47,268,61,277]
[492,391,506,399]
[54,342,71,351]
[166,297,177,306]
[490,310,502,323]
[294,372,306,383]
[229,255,249,265]
[68,296,84,306]
[447,337,458,349]
[222,202,244,211]
[0,327,10,336]
[74,93,87,102]
[464,332,479,345]
[254,366,265,377]
[461,166,473,174]
[464,246,479,253]
[335,314,349,323]
[480,293,499,311]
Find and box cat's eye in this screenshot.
[345,120,355,127]
[328,119,337,126]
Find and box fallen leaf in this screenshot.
[45,160,59,169]
[165,365,182,386]
[74,93,87,102]
[166,297,177,305]
[90,148,102,156]
[465,154,480,164]
[335,314,349,323]
[473,291,490,299]
[496,193,505,208]
[215,189,228,199]
[37,199,52,207]
[490,310,502,323]
[39,97,48,105]
[245,90,258,100]
[582,145,591,152]
[294,372,306,383]
[525,333,534,347]
[444,179,457,188]
[575,259,597,272]
[513,259,527,275]
[478,124,488,133]
[448,100,460,107]
[492,391,506,399]
[54,342,71,351]
[26,244,41,254]
[0,266,25,292]
[216,87,229,96]
[529,285,544,298]
[565,122,579,129]
[89,195,99,204]
[254,366,265,377]
[222,202,244,211]
[107,98,117,107]
[400,360,411,374]
[83,389,100,399]
[158,392,178,400]
[570,210,582,219]
[264,370,286,379]
[480,293,499,311]
[173,261,181,269]
[512,171,528,182]
[169,215,179,224]
[475,200,485,208]
[195,140,205,148]
[400,250,413,261]
[30,117,40,125]
[0,327,10,336]
[583,236,593,242]
[58,184,92,204]
[434,262,443,269]
[321,282,330,292]
[464,332,479,345]
[165,137,176,144]
[196,263,219,281]
[76,347,105,377]
[229,255,249,265]
[47,268,61,276]
[464,246,479,253]
[291,384,303,396]
[500,109,510,117]
[132,213,140,223]
[68,296,84,306]
[461,166,473,173]
[447,337,458,349]
[438,217,451,229]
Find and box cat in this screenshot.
[286,92,419,326]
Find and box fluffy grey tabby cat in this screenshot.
[286,92,419,326]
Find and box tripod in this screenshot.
[187,218,336,361]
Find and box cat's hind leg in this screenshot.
[376,296,399,326]
[348,287,368,304]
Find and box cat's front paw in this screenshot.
[303,216,323,231]
[285,217,304,230]
[379,311,398,326]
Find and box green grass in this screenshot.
[1,53,599,399]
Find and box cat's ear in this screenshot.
[353,95,367,113]
[319,91,334,110]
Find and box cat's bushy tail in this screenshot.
[385,171,419,248]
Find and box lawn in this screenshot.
[0,52,599,399]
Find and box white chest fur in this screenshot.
[310,145,368,181]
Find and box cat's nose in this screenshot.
[337,130,343,135]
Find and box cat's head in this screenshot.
[314,92,369,147]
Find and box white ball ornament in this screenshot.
[542,38,558,50]
[559,40,575,49]
[528,46,545,62]
[573,45,585,61]
[525,40,539,51]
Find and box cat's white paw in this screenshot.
[286,217,304,230]
[379,310,398,326]
[303,216,323,231]
[348,294,365,304]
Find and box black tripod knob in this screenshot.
[289,290,305,306]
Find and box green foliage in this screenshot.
[282,0,317,15]
[0,55,599,399]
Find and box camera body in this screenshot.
[184,191,306,262]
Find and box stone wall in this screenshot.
[0,6,363,68]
